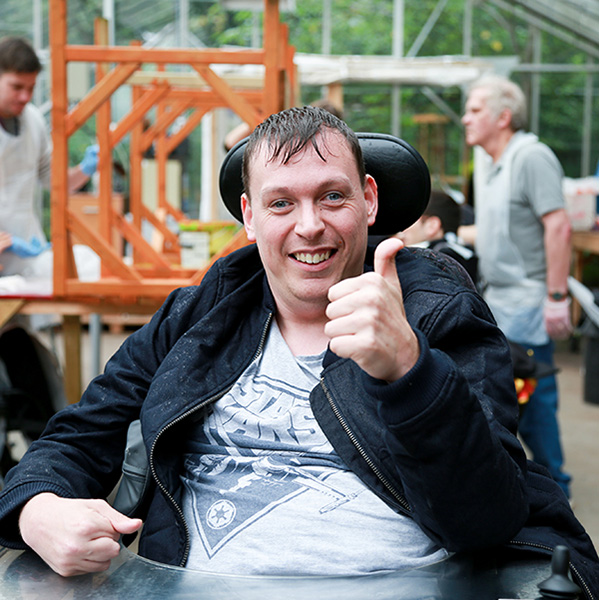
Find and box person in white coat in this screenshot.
[0,36,98,277]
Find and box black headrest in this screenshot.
[218,132,430,236]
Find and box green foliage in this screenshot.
[66,0,102,44]
[2,0,596,186]
[190,4,255,47]
[287,0,597,179]
[285,2,326,54]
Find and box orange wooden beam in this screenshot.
[109,82,171,148]
[129,84,144,237]
[140,204,180,247]
[163,203,186,223]
[65,62,141,137]
[64,46,266,65]
[140,99,191,154]
[67,210,142,282]
[95,18,114,279]
[112,211,172,272]
[65,278,194,298]
[155,88,169,217]
[263,0,283,116]
[281,24,297,107]
[146,88,264,105]
[192,65,262,127]
[50,0,69,297]
[165,107,208,156]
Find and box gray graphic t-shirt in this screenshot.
[180,321,448,575]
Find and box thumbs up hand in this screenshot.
[325,237,419,382]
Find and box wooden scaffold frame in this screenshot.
[49,0,296,305]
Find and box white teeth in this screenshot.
[294,251,331,264]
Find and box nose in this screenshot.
[18,89,33,104]
[294,202,325,238]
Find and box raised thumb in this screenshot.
[373,237,403,285]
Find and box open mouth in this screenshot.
[292,250,333,265]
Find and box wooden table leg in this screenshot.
[0,299,25,329]
[62,315,82,404]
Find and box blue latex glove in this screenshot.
[8,236,51,257]
[79,144,99,176]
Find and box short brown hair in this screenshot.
[242,106,364,199]
[0,37,42,76]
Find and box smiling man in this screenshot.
[0,107,597,594]
[241,129,377,328]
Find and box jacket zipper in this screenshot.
[149,390,229,567]
[149,312,274,567]
[509,539,594,600]
[320,378,411,514]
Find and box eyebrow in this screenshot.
[260,176,355,200]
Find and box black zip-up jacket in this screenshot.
[0,245,597,596]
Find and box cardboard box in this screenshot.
[563,177,599,231]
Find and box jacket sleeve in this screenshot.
[0,280,219,548]
[364,286,529,552]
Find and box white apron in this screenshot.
[0,104,51,277]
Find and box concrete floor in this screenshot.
[552,345,599,548]
[46,327,599,552]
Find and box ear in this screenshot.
[240,194,256,242]
[497,108,513,130]
[364,174,378,227]
[424,215,442,238]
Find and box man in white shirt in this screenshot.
[462,74,573,499]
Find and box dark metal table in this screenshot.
[0,546,551,599]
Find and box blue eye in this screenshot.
[272,199,290,209]
[325,192,342,202]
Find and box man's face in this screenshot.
[462,87,500,148]
[241,132,377,316]
[0,71,38,119]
